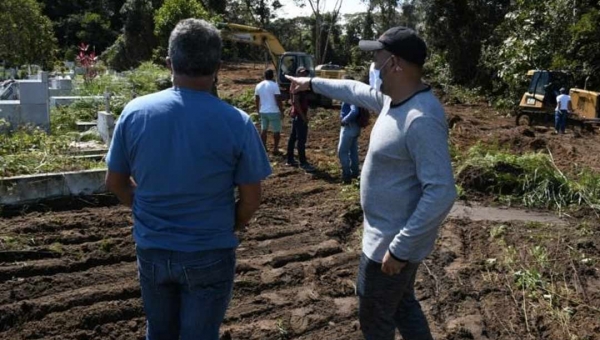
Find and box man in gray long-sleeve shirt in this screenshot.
[287,27,456,340]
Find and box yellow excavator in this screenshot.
[517,70,600,131]
[217,22,345,107]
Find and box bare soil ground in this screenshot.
[0,63,598,339]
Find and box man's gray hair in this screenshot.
[168,19,222,77]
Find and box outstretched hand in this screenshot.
[285,75,311,93]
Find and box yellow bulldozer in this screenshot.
[217,22,345,107]
[516,70,600,131]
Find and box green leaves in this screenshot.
[153,0,213,61]
[0,0,57,68]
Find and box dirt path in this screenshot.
[450,202,567,225]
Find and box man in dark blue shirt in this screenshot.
[338,76,362,184]
[105,19,272,340]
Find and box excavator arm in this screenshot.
[217,23,286,70]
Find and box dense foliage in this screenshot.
[2,0,599,105]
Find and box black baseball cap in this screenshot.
[359,26,427,67]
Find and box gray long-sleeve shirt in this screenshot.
[312,79,456,263]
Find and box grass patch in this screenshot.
[51,99,104,134]
[0,235,29,250]
[0,63,172,177]
[486,220,599,337]
[54,62,171,134]
[340,181,360,202]
[489,224,507,239]
[309,108,332,128]
[99,239,114,253]
[222,89,255,113]
[455,143,600,212]
[49,242,65,254]
[76,62,170,99]
[0,123,104,177]
[276,318,290,339]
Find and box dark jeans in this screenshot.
[287,116,308,164]
[555,109,568,133]
[357,253,433,340]
[136,246,236,340]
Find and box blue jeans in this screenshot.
[357,253,433,340]
[555,110,568,133]
[136,247,236,340]
[287,116,308,164]
[338,124,360,180]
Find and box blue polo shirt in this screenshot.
[106,87,272,252]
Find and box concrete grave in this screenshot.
[97,111,115,146]
[49,96,104,108]
[0,169,107,205]
[49,76,73,97]
[0,72,50,131]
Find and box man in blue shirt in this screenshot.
[105,19,272,340]
[338,76,362,184]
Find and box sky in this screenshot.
[277,0,368,19]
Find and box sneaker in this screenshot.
[300,163,316,173]
[286,161,299,167]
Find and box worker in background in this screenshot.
[105,19,272,340]
[555,87,572,134]
[286,67,315,172]
[369,62,382,90]
[338,75,362,184]
[255,69,284,154]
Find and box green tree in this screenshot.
[205,0,228,14]
[567,5,600,88]
[38,0,126,57]
[103,0,156,70]
[153,0,212,60]
[242,0,283,27]
[269,17,313,53]
[479,1,574,102]
[76,12,117,53]
[369,0,400,29]
[421,0,511,86]
[0,0,57,69]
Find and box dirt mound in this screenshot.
[446,104,600,172]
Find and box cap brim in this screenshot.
[359,40,384,51]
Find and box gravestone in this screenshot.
[49,76,73,97]
[97,111,115,146]
[0,72,50,132]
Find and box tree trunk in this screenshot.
[321,0,343,64]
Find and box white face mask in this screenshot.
[371,68,381,91]
[374,55,393,92]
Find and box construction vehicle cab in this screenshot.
[315,63,343,78]
[517,70,600,129]
[279,53,315,85]
[218,23,343,107]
